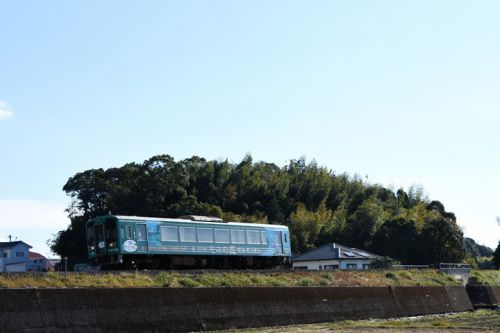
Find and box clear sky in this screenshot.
[1,1,499,257]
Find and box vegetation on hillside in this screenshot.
[464,238,495,269]
[51,154,466,265]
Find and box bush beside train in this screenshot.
[86,215,292,269]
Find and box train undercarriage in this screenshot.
[94,254,290,270]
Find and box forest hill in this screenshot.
[51,154,469,265]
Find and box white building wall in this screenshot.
[6,262,26,272]
[292,259,340,270]
[0,243,30,272]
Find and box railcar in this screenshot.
[86,215,292,269]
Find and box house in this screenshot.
[28,251,54,272]
[292,242,382,270]
[0,241,32,272]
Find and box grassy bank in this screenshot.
[0,269,462,288]
[468,270,500,286]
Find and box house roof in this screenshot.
[292,243,382,262]
[0,241,32,249]
[29,251,46,259]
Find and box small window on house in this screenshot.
[294,266,308,270]
[346,263,357,270]
[16,252,24,257]
[2,252,7,258]
[324,264,339,270]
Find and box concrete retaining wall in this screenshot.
[466,285,500,308]
[0,286,472,332]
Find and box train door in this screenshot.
[274,231,283,255]
[95,224,106,255]
[136,223,149,252]
[281,231,289,254]
[86,223,96,257]
[105,218,118,251]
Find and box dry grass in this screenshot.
[468,270,500,286]
[0,269,462,288]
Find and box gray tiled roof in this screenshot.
[292,243,381,262]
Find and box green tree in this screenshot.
[370,217,419,264]
[288,201,334,252]
[494,242,500,269]
[420,218,465,265]
[343,199,385,248]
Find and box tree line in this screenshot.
[51,154,470,265]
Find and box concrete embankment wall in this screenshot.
[466,285,500,308]
[0,286,472,332]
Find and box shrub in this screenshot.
[300,278,315,286]
[370,257,401,269]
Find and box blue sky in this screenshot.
[1,1,499,256]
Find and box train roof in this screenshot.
[89,214,289,230]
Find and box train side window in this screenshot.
[126,226,132,239]
[137,224,147,241]
[260,231,267,244]
[274,231,282,245]
[161,226,179,242]
[230,229,245,244]
[246,230,261,244]
[214,229,230,243]
[179,227,196,242]
[197,228,213,243]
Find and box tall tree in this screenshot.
[370,217,419,264]
[494,242,500,269]
[420,218,465,265]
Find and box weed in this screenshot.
[300,278,314,286]
[178,277,201,287]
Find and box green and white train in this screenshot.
[86,215,292,269]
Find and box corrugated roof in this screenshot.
[292,243,382,262]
